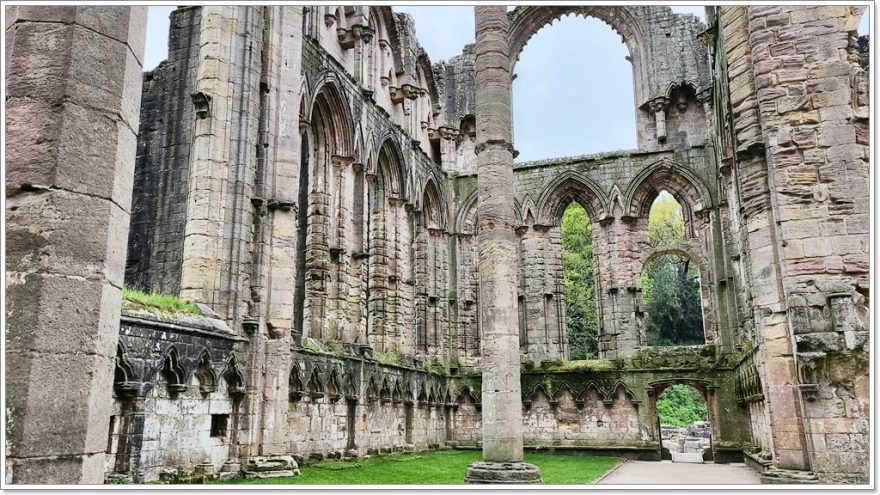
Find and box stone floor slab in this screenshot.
[597,460,761,485]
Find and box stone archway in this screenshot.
[638,247,716,346]
[508,6,649,105]
[649,379,716,463]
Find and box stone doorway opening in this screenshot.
[655,384,712,464]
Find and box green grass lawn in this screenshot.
[221,450,622,485]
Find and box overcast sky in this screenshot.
[144,6,870,161]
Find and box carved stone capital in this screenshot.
[331,155,355,167]
[474,140,515,156]
[338,28,355,49]
[648,96,670,113]
[401,83,419,100]
[389,86,405,104]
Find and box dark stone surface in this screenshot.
[124,7,201,294]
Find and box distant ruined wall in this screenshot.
[125,7,202,295]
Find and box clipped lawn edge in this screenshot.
[591,457,627,484]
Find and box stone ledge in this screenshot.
[760,467,819,484]
[121,311,243,341]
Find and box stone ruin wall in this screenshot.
[712,5,870,482]
[4,4,869,485]
[114,4,869,483]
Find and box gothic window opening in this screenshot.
[293,132,310,341]
[512,14,637,161]
[648,190,686,246]
[642,191,704,346]
[560,202,598,359]
[210,414,229,438]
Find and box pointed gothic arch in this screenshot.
[422,178,445,230]
[376,138,406,199]
[623,160,712,222]
[537,172,609,225]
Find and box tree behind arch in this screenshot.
[561,202,598,359]
[643,192,703,346]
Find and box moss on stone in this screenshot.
[122,288,201,316]
[556,359,616,372]
[373,347,402,366]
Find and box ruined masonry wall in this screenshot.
[98,4,869,485]
[125,7,201,295]
[715,5,869,482]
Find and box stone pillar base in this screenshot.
[464,461,543,484]
[760,468,819,484]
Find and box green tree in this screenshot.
[648,191,685,246]
[656,384,708,428]
[561,202,598,359]
[642,192,704,346]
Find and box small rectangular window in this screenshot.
[106,415,119,454]
[210,414,229,438]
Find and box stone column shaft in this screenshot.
[472,5,523,464]
[249,5,304,459]
[5,6,146,484]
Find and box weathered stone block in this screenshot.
[6,190,130,283]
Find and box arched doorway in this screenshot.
[651,381,714,463]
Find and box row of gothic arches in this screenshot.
[455,161,711,234]
[296,74,718,357]
[297,62,718,360]
[295,80,448,355]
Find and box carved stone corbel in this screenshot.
[648,97,670,142]
[439,126,459,140]
[389,86,405,104]
[191,91,212,119]
[401,83,419,100]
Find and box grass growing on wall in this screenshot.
[221,450,622,485]
[122,288,201,316]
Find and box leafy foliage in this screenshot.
[656,385,708,428]
[560,203,598,359]
[647,192,686,246]
[373,347,402,366]
[642,193,704,346]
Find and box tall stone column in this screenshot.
[241,6,304,460]
[5,6,146,483]
[464,6,541,484]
